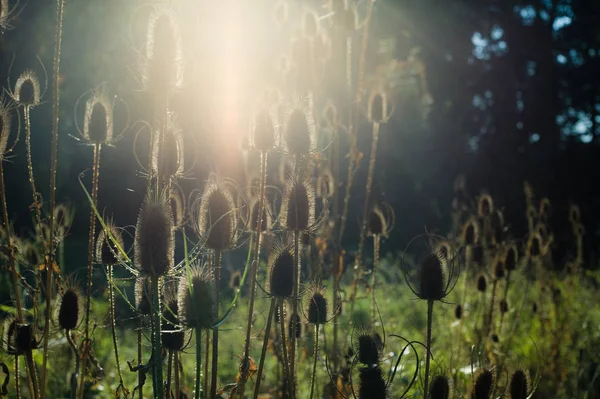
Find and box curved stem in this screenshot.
[253,297,276,399]
[195,329,202,399]
[78,143,101,399]
[423,300,433,399]
[309,323,320,399]
[371,234,380,325]
[151,276,164,399]
[210,249,221,399]
[108,264,125,388]
[238,151,268,398]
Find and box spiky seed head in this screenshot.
[288,313,302,339]
[509,369,530,399]
[462,218,479,246]
[267,245,295,298]
[56,285,83,331]
[82,85,114,145]
[252,108,276,152]
[490,210,504,244]
[493,258,505,279]
[170,187,186,229]
[284,101,316,155]
[53,203,74,231]
[178,264,216,330]
[144,3,183,93]
[22,243,42,268]
[569,204,581,224]
[280,177,315,231]
[135,277,152,316]
[3,319,37,355]
[470,245,484,266]
[302,9,319,38]
[0,98,11,157]
[478,194,494,217]
[355,332,380,366]
[368,89,389,124]
[162,295,185,351]
[455,304,463,320]
[96,223,124,266]
[491,333,499,343]
[471,369,494,399]
[229,271,242,291]
[248,198,270,233]
[358,366,387,399]
[135,191,174,277]
[419,253,447,301]
[499,299,508,314]
[429,375,453,399]
[477,274,487,292]
[504,245,518,271]
[539,198,551,220]
[305,285,329,325]
[14,70,40,107]
[197,179,237,251]
[526,233,542,258]
[152,113,184,179]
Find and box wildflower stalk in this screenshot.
[279,302,294,399]
[499,270,512,330]
[238,151,268,398]
[174,351,180,399]
[15,355,20,399]
[210,250,221,399]
[253,297,276,399]
[371,233,380,325]
[138,317,144,399]
[151,276,164,399]
[309,323,320,399]
[42,0,65,394]
[203,331,209,396]
[423,299,434,399]
[195,328,202,399]
[166,351,173,397]
[24,349,39,399]
[486,278,498,338]
[290,228,300,393]
[107,264,125,391]
[78,143,102,399]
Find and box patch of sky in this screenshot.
[514,5,536,26]
[556,54,567,64]
[553,16,572,31]
[517,121,523,129]
[526,61,536,76]
[569,49,584,66]
[491,25,503,40]
[530,133,540,143]
[581,134,593,143]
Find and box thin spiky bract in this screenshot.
[284,99,316,155]
[134,190,174,277]
[0,97,11,157]
[197,177,237,251]
[144,1,183,93]
[14,69,41,107]
[267,244,295,298]
[95,223,124,265]
[252,108,276,152]
[178,264,215,330]
[429,375,453,399]
[83,85,114,145]
[152,112,184,178]
[56,285,84,331]
[358,366,387,399]
[135,277,152,316]
[280,176,316,231]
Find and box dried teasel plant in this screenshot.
[428,374,454,399]
[468,367,496,399]
[161,289,187,398]
[283,96,317,158]
[151,111,185,183]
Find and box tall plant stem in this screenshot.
[107,264,125,389]
[309,324,320,399]
[423,300,434,399]
[371,234,380,325]
[290,229,300,394]
[174,351,180,399]
[210,250,222,399]
[238,151,268,398]
[253,297,276,399]
[486,279,498,338]
[77,143,101,399]
[151,276,164,399]
[166,351,173,397]
[138,317,143,399]
[279,302,294,399]
[195,329,203,399]
[499,271,512,331]
[203,331,209,396]
[42,0,65,394]
[24,350,39,399]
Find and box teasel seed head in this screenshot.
[355,331,381,366]
[251,108,276,153]
[144,2,183,93]
[304,284,332,325]
[468,245,484,266]
[429,374,453,399]
[134,190,174,277]
[532,302,537,313]
[170,185,187,230]
[280,176,316,231]
[229,271,242,291]
[358,366,387,399]
[477,274,487,292]
[135,277,152,316]
[3,318,38,355]
[470,368,495,399]
[56,283,84,331]
[367,88,390,124]
[316,168,335,199]
[368,203,394,238]
[419,253,447,301]
[96,222,124,266]
[83,85,114,145]
[509,368,530,399]
[462,217,480,246]
[152,112,184,179]
[14,69,40,107]
[478,194,494,217]
[503,245,518,271]
[284,99,316,156]
[162,293,185,352]
[499,299,508,314]
[267,243,295,299]
[0,96,12,158]
[526,233,542,258]
[196,175,238,251]
[288,312,302,339]
[490,210,504,244]
[178,263,216,330]
[493,258,505,279]
[569,204,581,225]
[454,304,463,320]
[539,198,551,221]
